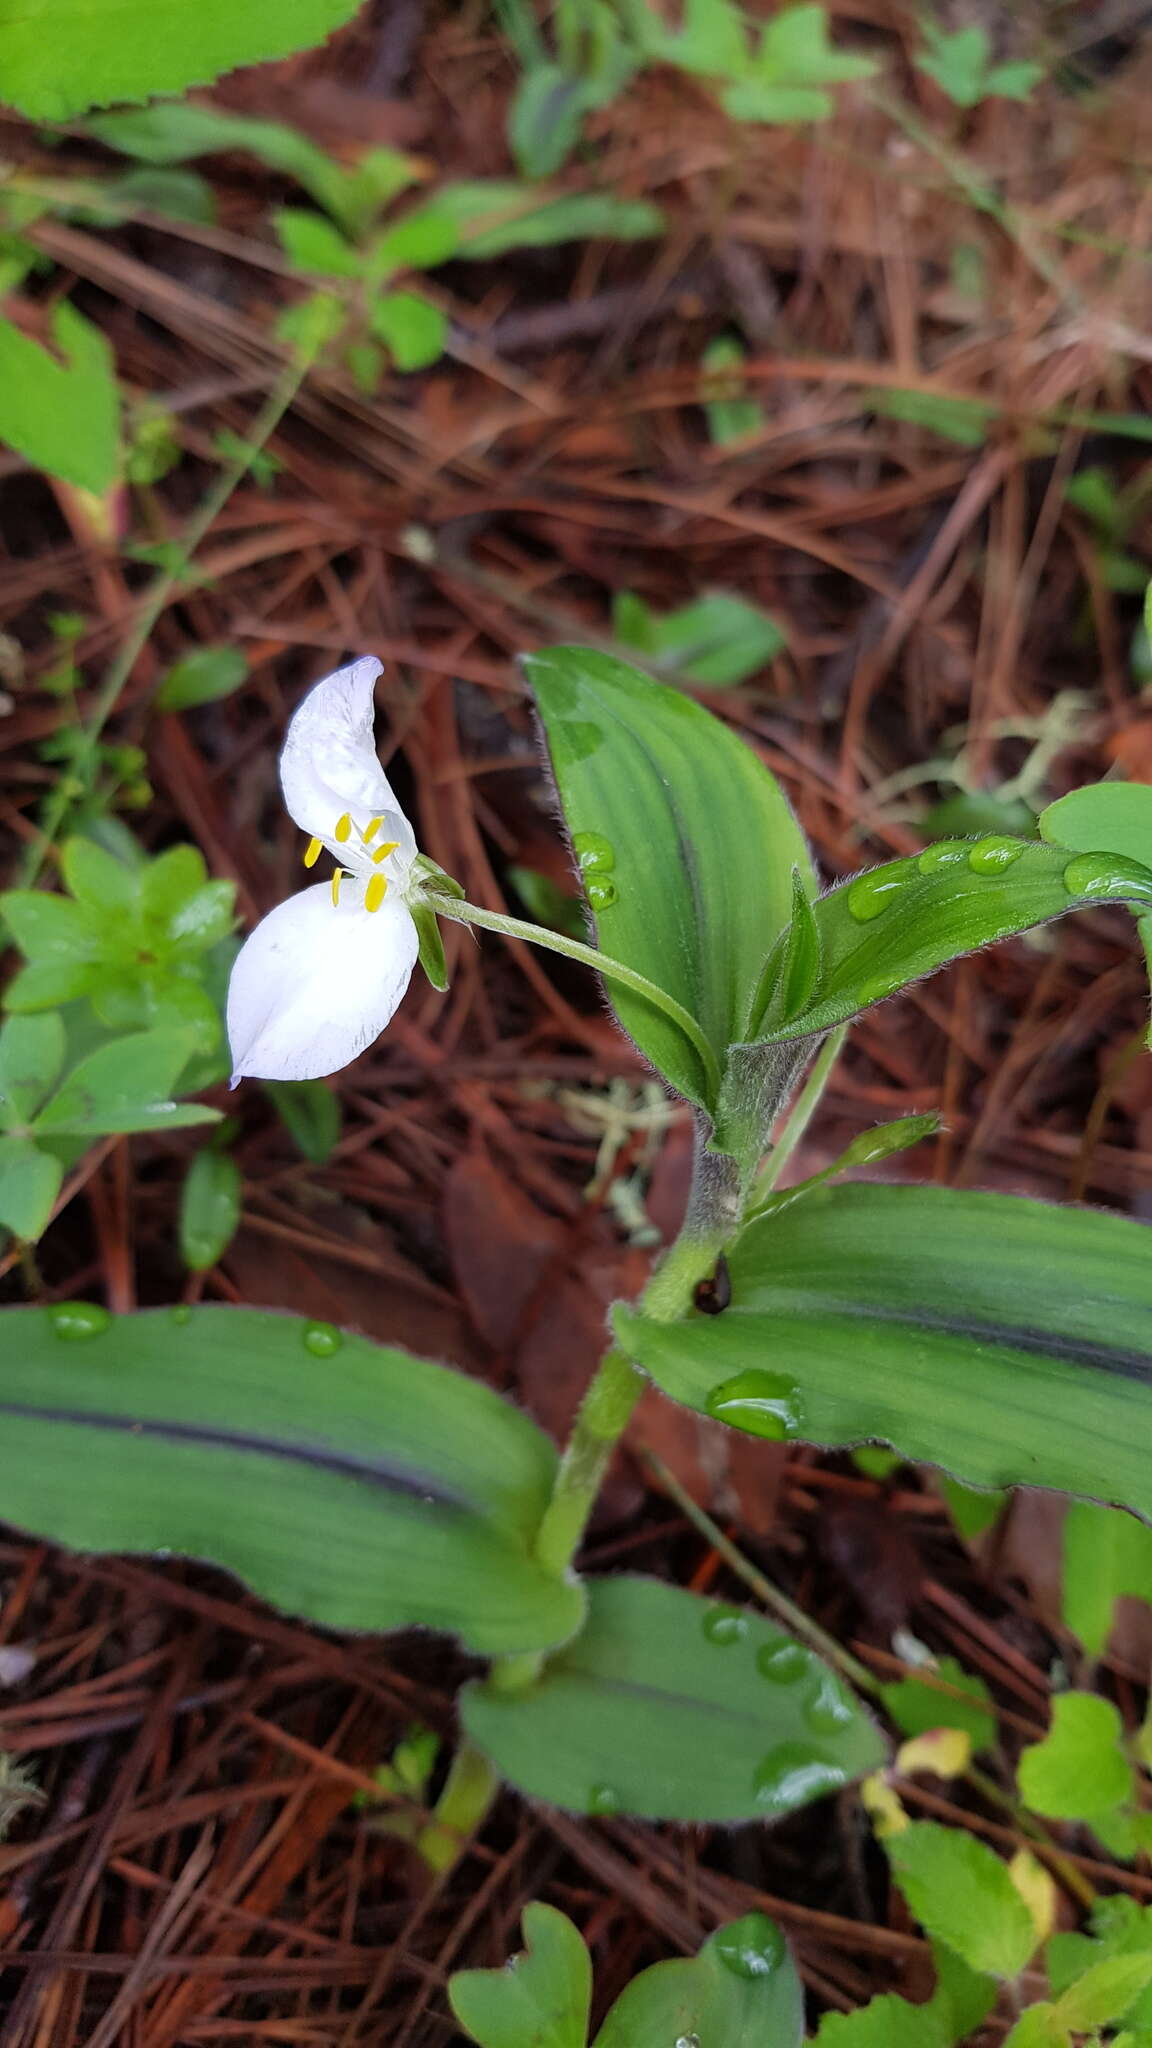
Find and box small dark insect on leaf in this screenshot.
[693,1254,731,1315]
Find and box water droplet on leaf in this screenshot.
[303,1321,342,1358]
[48,1301,111,1341]
[573,831,616,873]
[967,835,1025,874]
[804,1670,856,1734]
[704,1370,805,1441]
[702,1604,748,1646]
[756,1640,810,1684]
[846,865,911,922]
[585,875,618,910]
[1063,851,1152,904]
[714,1912,786,1980]
[752,1741,849,1816]
[916,840,970,873]
[587,1783,620,1816]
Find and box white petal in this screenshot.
[227,882,418,1083]
[279,656,415,863]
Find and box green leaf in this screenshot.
[274,206,360,277]
[888,1823,1037,1979]
[723,2,875,121]
[0,1012,66,1126]
[1,889,103,1006]
[644,0,749,77]
[751,838,1152,1046]
[813,1994,948,2047]
[1053,1953,1152,2032]
[33,1028,218,1135]
[449,1903,592,2048]
[1040,781,1152,871]
[264,1078,342,1162]
[594,1913,803,2048]
[371,203,460,275]
[0,300,119,492]
[940,1476,1007,1543]
[439,181,664,258]
[0,0,366,121]
[369,290,447,370]
[613,589,785,687]
[138,845,208,923]
[699,336,764,444]
[1017,1692,1135,1820]
[410,900,449,992]
[524,647,815,1111]
[60,836,141,918]
[615,1181,1152,1521]
[461,1577,884,1822]
[155,647,249,713]
[1062,1500,1152,1655]
[0,1303,584,1656]
[508,64,589,179]
[0,1136,64,1241]
[881,1656,997,1754]
[506,867,584,939]
[180,1147,241,1271]
[86,104,410,235]
[915,24,993,107]
[868,388,993,447]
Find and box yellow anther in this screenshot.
[331,869,345,907]
[371,840,400,865]
[365,873,388,913]
[334,813,352,843]
[363,816,383,843]
[303,836,323,869]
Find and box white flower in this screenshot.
[227,656,421,1083]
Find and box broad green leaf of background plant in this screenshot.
[616,1183,1152,1521]
[813,1952,998,2048]
[700,335,764,443]
[264,1078,342,1162]
[1049,1898,1152,2039]
[508,65,593,179]
[369,291,447,371]
[0,1305,584,1656]
[86,104,417,235]
[525,648,815,1110]
[916,23,1043,108]
[0,1137,63,1241]
[460,1577,884,1822]
[156,647,248,713]
[749,838,1152,1044]
[888,1824,1037,1979]
[0,1012,66,1126]
[722,3,876,124]
[593,1912,804,2048]
[1017,1693,1135,1820]
[32,1027,217,1134]
[449,1903,592,2048]
[0,0,366,121]
[433,182,663,259]
[179,1147,241,1271]
[612,590,785,687]
[0,301,120,493]
[1062,1500,1152,1655]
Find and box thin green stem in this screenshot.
[24,346,316,884]
[533,1346,647,1579]
[415,1740,501,1874]
[435,894,721,1103]
[754,1023,846,1199]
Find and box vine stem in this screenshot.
[23,343,319,885]
[434,894,722,1103]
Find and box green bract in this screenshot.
[526,647,814,1111]
[461,1576,884,1822]
[0,1306,584,1656]
[617,1182,1152,1519]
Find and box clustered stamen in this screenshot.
[306,816,402,913]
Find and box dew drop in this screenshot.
[845,864,911,923]
[804,1670,856,1734]
[573,831,616,873]
[587,1783,620,1816]
[756,1639,810,1684]
[967,835,1025,874]
[169,1304,192,1327]
[917,838,979,872]
[704,1370,805,1441]
[1063,851,1152,904]
[714,1912,786,1981]
[752,1741,849,1817]
[303,1320,342,1358]
[702,1604,749,1646]
[48,1301,111,1341]
[585,875,618,910]
[675,2036,701,2048]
